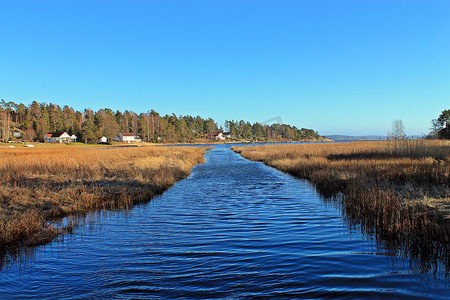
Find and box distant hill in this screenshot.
[325,135,387,142]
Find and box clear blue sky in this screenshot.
[1,0,449,136]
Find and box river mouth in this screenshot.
[0,145,448,298]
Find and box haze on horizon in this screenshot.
[1,0,449,136]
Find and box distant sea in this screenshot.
[325,135,424,142]
[325,135,387,142]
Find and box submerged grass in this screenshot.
[234,140,450,249]
[0,145,210,254]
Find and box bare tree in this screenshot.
[391,120,406,140]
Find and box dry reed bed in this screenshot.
[234,141,450,244]
[0,145,210,253]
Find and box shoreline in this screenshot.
[0,137,332,149]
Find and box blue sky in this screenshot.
[1,0,449,136]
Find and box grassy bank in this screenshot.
[234,141,450,244]
[0,145,210,254]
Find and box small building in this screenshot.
[98,136,108,144]
[115,132,137,143]
[222,132,232,139]
[208,132,225,141]
[10,130,22,139]
[207,132,218,139]
[69,134,77,143]
[44,132,71,143]
[216,133,225,141]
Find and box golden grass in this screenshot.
[0,145,210,253]
[234,140,450,243]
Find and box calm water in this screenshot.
[0,145,448,299]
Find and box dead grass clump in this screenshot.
[0,145,210,254]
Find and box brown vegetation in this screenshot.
[234,141,450,246]
[0,145,210,254]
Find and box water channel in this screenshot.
[0,145,448,298]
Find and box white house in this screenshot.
[10,130,22,139]
[69,134,77,143]
[222,132,232,139]
[215,133,225,141]
[98,136,108,143]
[207,132,225,140]
[115,132,139,143]
[44,132,72,143]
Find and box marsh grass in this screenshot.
[234,140,450,266]
[0,145,210,255]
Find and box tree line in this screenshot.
[224,120,321,141]
[0,100,322,143]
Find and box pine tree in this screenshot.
[82,119,96,143]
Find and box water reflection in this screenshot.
[1,247,37,272]
[317,190,450,278]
